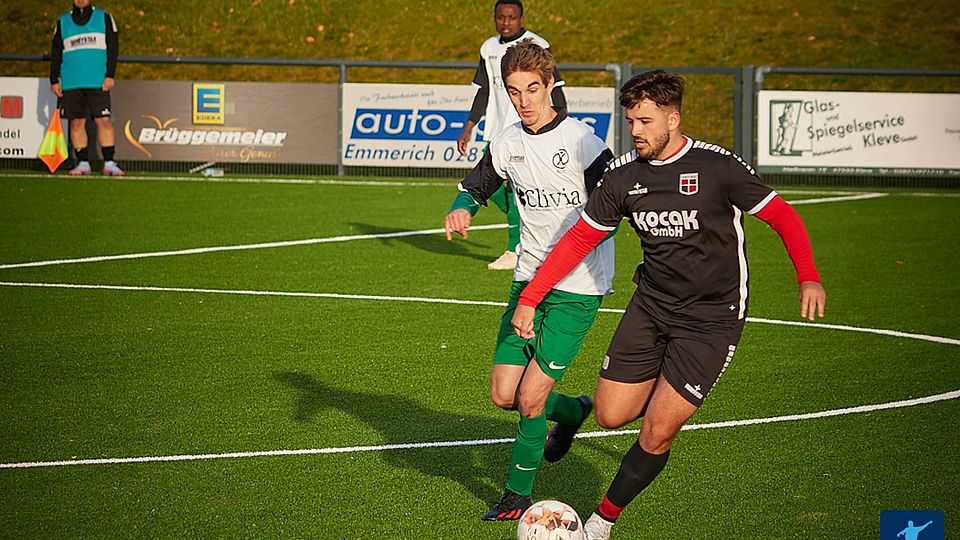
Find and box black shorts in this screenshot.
[601,293,745,407]
[61,89,112,120]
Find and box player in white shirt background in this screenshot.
[456,0,567,270]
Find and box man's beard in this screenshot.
[636,130,670,160]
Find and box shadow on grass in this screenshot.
[273,371,604,515]
[347,221,498,264]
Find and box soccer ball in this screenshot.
[517,500,584,540]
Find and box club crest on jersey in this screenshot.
[679,173,699,195]
[552,148,569,170]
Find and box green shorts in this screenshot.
[494,281,603,381]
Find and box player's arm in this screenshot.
[49,20,63,97]
[459,57,488,156]
[584,149,614,195]
[445,150,506,240]
[104,11,119,91]
[751,193,826,321]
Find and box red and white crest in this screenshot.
[679,173,699,195]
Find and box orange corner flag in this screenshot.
[38,108,68,173]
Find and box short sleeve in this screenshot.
[726,153,776,214]
[582,170,626,231]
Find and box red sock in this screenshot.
[596,495,624,522]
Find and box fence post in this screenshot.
[618,63,633,155]
[338,64,346,177]
[740,65,755,166]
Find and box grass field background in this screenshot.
[3,1,958,87]
[0,172,958,538]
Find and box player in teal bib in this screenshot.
[50,0,124,176]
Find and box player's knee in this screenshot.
[489,388,516,410]
[594,407,631,429]
[639,423,679,454]
[517,395,545,419]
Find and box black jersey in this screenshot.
[583,137,776,321]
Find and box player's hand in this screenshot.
[102,77,115,92]
[512,304,536,339]
[51,83,62,98]
[444,209,472,241]
[457,123,474,157]
[799,281,826,321]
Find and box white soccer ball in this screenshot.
[517,500,584,540]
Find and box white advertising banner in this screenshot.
[757,90,960,176]
[341,83,615,168]
[0,77,60,160]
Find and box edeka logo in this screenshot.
[568,112,612,141]
[193,84,225,125]
[880,510,944,540]
[350,109,469,141]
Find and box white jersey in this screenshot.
[459,111,615,296]
[474,30,563,140]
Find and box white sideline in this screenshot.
[1,389,956,470]
[2,281,959,346]
[0,193,882,270]
[2,174,959,198]
[0,224,508,270]
[0,173,457,187]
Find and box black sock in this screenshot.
[102,146,115,161]
[76,147,89,161]
[605,441,671,509]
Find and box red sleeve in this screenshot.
[754,195,821,284]
[518,218,608,307]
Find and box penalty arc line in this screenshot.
[1,281,958,346]
[0,193,883,271]
[1,389,956,470]
[0,224,508,270]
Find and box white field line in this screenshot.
[2,173,958,197]
[0,193,880,271]
[0,173,457,187]
[0,224,508,270]
[787,192,888,205]
[2,389,956,470]
[1,281,958,347]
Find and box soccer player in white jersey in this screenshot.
[511,70,827,539]
[456,0,567,270]
[444,39,613,521]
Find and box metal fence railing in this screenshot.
[3,54,958,186]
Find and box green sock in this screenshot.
[489,183,521,252]
[546,392,585,425]
[505,193,520,252]
[505,411,547,496]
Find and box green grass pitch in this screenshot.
[0,172,958,539]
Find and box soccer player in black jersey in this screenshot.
[511,70,827,539]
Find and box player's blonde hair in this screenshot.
[500,38,555,86]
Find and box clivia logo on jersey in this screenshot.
[350,109,470,141]
[632,210,701,237]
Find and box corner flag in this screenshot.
[38,107,68,173]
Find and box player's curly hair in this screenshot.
[619,70,684,112]
[494,0,523,15]
[500,38,555,86]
